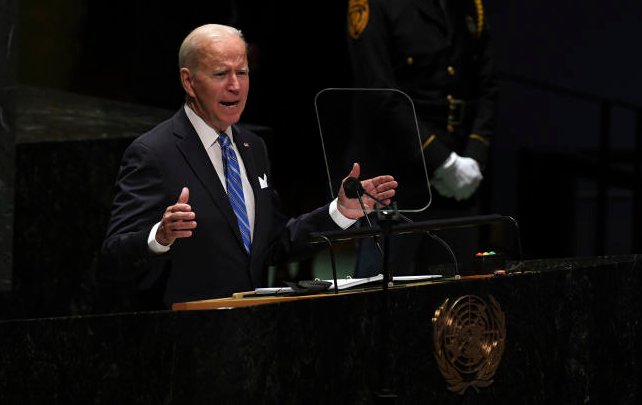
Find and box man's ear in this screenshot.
[180,68,195,98]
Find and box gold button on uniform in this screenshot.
[407,56,414,65]
[447,66,456,75]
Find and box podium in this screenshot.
[0,255,640,404]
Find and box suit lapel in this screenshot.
[173,111,243,245]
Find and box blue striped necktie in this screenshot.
[219,133,251,254]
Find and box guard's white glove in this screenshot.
[432,152,483,201]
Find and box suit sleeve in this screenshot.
[100,141,172,282]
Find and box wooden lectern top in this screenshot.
[171,288,371,311]
[170,275,491,311]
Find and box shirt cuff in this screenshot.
[148,222,171,254]
[329,199,357,229]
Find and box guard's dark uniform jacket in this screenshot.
[347,0,498,176]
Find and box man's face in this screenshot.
[182,35,249,132]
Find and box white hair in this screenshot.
[178,24,246,69]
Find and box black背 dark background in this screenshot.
[2,0,642,318]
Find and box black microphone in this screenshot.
[343,176,365,199]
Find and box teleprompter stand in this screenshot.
[377,203,401,291]
[309,213,522,288]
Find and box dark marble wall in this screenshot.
[0,256,640,404]
[0,0,17,292]
[10,86,173,318]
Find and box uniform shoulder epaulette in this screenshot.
[348,0,370,40]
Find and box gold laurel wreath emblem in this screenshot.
[432,295,506,394]
[348,0,369,39]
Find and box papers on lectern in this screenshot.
[254,274,442,295]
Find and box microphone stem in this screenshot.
[426,231,460,279]
[357,194,384,257]
[362,190,413,223]
[360,190,460,278]
[357,194,372,227]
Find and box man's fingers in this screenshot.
[168,188,193,213]
[167,222,197,232]
[365,178,397,198]
[372,175,395,185]
[162,207,197,234]
[177,187,189,204]
[347,162,360,180]
[376,189,396,200]
[367,176,397,194]
[172,230,194,238]
[162,219,197,233]
[165,210,195,221]
[156,189,195,245]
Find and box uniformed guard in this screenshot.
[346,0,499,277]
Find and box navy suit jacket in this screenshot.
[101,108,339,307]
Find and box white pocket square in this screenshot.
[258,173,268,189]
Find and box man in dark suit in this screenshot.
[100,24,398,308]
[347,0,498,276]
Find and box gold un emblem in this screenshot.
[433,295,506,394]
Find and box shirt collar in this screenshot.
[183,104,233,149]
